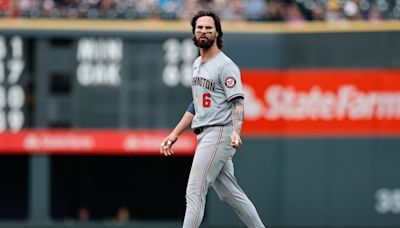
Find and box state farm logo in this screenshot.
[244,84,400,121]
[123,133,196,152]
[24,134,40,149]
[123,134,160,152]
[123,135,140,151]
[23,133,94,151]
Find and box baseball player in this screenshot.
[160,10,266,228]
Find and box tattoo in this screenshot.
[231,99,244,134]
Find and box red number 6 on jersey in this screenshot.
[203,93,211,108]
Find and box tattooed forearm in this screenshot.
[231,98,244,134]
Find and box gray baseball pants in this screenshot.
[182,125,265,228]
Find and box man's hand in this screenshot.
[230,130,242,149]
[160,111,194,156]
[160,135,177,156]
[230,98,244,149]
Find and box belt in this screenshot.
[193,127,204,135]
[193,125,224,135]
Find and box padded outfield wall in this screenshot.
[0,19,399,227]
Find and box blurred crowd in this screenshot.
[0,0,399,21]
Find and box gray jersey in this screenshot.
[191,51,244,129]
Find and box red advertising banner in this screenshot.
[241,69,400,136]
[1,69,399,155]
[0,129,197,156]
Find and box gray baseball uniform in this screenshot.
[183,51,265,228]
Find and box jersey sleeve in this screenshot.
[186,101,195,115]
[221,63,244,101]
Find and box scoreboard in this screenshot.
[0,35,28,132]
[0,20,200,155]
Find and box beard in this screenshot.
[194,36,215,49]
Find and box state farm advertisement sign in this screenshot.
[241,69,400,136]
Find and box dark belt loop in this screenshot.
[193,127,203,135]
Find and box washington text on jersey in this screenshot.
[192,76,216,91]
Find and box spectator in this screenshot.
[367,4,383,21]
[159,0,183,19]
[242,0,266,21]
[264,0,286,21]
[1,0,20,17]
[136,0,159,19]
[177,0,200,20]
[343,0,362,20]
[219,0,245,21]
[325,0,345,22]
[284,3,305,23]
[77,207,90,223]
[97,0,116,18]
[2,0,399,21]
[113,206,131,225]
[310,2,325,21]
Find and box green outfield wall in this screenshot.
[0,19,399,227]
